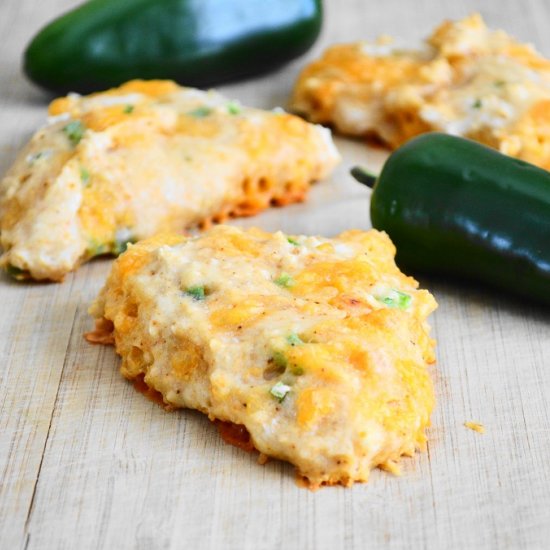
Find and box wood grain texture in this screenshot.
[1,1,550,548]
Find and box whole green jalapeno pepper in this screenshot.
[352,133,550,305]
[24,0,323,94]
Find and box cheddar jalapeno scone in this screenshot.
[86,225,438,488]
[0,80,339,281]
[291,14,550,170]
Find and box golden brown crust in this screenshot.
[198,177,308,229]
[215,420,256,453]
[84,318,115,345]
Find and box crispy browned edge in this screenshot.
[199,176,308,229]
[4,171,311,282]
[84,305,348,491]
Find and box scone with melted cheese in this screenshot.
[291,14,550,169]
[0,80,339,281]
[86,225,437,488]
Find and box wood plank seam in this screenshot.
[22,302,80,537]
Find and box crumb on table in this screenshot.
[464,421,485,434]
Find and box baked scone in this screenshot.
[291,14,550,169]
[0,80,339,281]
[86,225,437,488]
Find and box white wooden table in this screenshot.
[1,1,550,548]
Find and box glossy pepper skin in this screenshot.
[352,133,550,305]
[24,0,322,95]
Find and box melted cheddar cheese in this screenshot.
[0,80,339,281]
[87,225,437,488]
[291,14,550,169]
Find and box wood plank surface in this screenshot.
[1,1,549,548]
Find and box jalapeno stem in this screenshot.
[350,166,378,189]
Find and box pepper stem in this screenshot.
[350,166,378,189]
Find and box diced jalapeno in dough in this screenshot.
[80,166,90,186]
[188,106,212,118]
[6,264,27,280]
[272,351,288,369]
[270,381,291,402]
[274,272,295,288]
[287,333,303,346]
[226,102,241,115]
[87,240,109,257]
[62,120,86,146]
[376,289,412,309]
[113,228,136,256]
[185,286,206,301]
